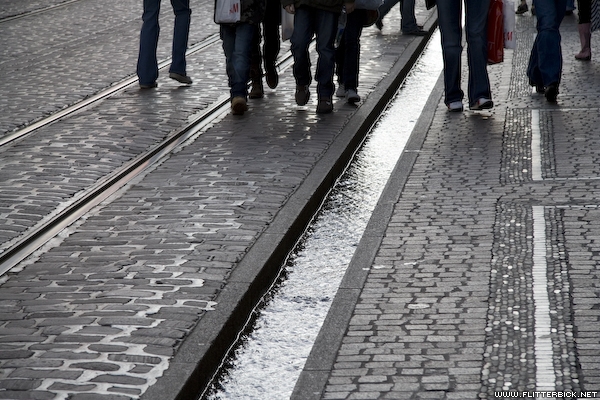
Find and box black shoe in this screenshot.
[316,97,333,114]
[295,85,310,106]
[139,82,157,89]
[169,72,193,84]
[265,67,279,89]
[403,29,427,36]
[545,83,559,102]
[516,3,528,14]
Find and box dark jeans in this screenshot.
[335,9,366,91]
[221,23,257,99]
[290,6,338,99]
[437,0,491,106]
[251,0,281,80]
[527,0,567,87]
[137,0,191,85]
[378,0,419,33]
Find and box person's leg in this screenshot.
[436,0,464,106]
[137,0,161,86]
[169,0,191,76]
[290,7,315,88]
[377,0,401,27]
[575,0,592,59]
[465,0,492,106]
[263,0,281,70]
[342,9,365,92]
[578,0,592,22]
[314,9,338,101]
[335,31,345,88]
[221,23,255,99]
[533,0,567,87]
[400,0,419,33]
[249,24,264,98]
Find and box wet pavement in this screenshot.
[1,1,599,399]
[0,1,437,399]
[292,8,600,400]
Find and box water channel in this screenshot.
[203,29,444,400]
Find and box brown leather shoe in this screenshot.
[249,80,264,99]
[231,96,248,115]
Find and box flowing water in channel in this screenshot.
[204,30,443,400]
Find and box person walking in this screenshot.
[375,0,426,35]
[526,0,568,102]
[335,9,369,104]
[282,0,355,114]
[437,0,493,112]
[215,0,266,115]
[249,0,282,99]
[137,0,193,89]
[575,0,592,60]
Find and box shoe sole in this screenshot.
[169,73,192,84]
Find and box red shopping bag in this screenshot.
[487,0,504,64]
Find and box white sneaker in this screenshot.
[345,89,360,104]
[335,84,346,97]
[447,101,463,112]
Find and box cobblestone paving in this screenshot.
[0,2,435,399]
[294,10,600,400]
[0,0,217,135]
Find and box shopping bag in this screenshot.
[214,0,240,23]
[503,0,516,49]
[282,9,294,41]
[487,0,504,64]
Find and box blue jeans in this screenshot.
[378,0,419,33]
[290,6,338,99]
[137,0,191,86]
[335,9,366,91]
[526,0,567,87]
[437,0,491,106]
[221,23,257,99]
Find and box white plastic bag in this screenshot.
[215,0,240,23]
[281,9,294,41]
[503,0,516,49]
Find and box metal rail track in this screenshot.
[0,33,221,147]
[0,48,296,276]
[0,0,84,22]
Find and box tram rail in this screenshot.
[0,43,297,276]
[0,0,84,23]
[0,33,221,147]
